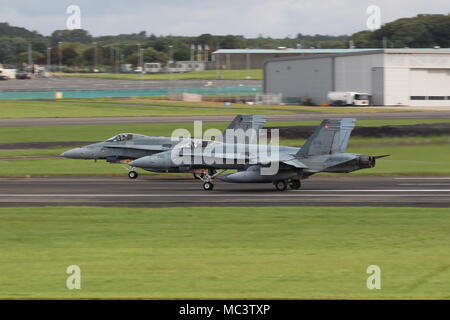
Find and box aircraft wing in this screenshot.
[182,150,309,169]
[104,145,171,152]
[279,158,308,169]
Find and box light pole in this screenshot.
[58,41,63,72]
[139,48,144,74]
[93,42,98,71]
[168,45,173,74]
[47,47,51,72]
[27,42,33,74]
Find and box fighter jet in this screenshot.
[60,115,267,179]
[129,118,388,191]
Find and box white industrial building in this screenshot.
[263,49,450,106]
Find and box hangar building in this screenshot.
[212,48,377,70]
[263,49,450,106]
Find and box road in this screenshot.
[0,77,262,92]
[0,176,449,208]
[2,112,450,127]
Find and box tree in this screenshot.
[0,22,41,38]
[50,29,93,45]
[220,35,246,49]
[351,14,450,48]
[126,48,168,65]
[16,51,44,64]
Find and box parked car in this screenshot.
[0,75,8,80]
[16,73,32,80]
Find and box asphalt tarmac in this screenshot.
[0,176,449,208]
[2,112,450,127]
[0,77,262,92]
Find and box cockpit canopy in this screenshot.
[106,133,145,142]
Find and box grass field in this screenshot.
[0,143,448,176]
[0,120,448,176]
[0,97,425,119]
[2,119,450,144]
[54,69,263,80]
[1,206,449,299]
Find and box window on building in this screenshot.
[410,96,426,100]
[428,96,445,100]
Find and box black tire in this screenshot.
[274,180,287,191]
[202,182,214,191]
[128,171,138,179]
[290,179,301,190]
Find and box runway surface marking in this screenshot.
[395,177,450,180]
[398,183,450,186]
[0,176,449,207]
[0,193,448,197]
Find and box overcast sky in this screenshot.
[1,0,449,37]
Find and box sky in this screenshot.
[1,0,449,37]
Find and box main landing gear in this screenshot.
[274,179,302,191]
[195,169,225,191]
[120,160,139,180]
[202,181,214,191]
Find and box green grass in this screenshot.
[0,99,290,118]
[95,98,414,113]
[348,144,450,175]
[282,136,450,148]
[0,97,425,119]
[1,206,450,299]
[0,158,153,176]
[1,119,450,144]
[54,69,263,80]
[0,144,448,176]
[0,148,66,158]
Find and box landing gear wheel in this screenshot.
[289,179,301,190]
[274,180,288,192]
[128,171,138,179]
[202,182,214,191]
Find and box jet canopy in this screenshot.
[106,133,145,142]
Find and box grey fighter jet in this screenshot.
[60,115,267,179]
[129,118,388,191]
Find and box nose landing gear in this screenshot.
[128,170,138,179]
[195,169,226,191]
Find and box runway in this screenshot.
[1,112,450,127]
[0,77,262,92]
[0,176,449,208]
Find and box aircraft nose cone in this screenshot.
[130,157,149,168]
[60,148,85,159]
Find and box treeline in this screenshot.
[0,14,448,68]
[351,14,450,48]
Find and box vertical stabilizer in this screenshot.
[298,118,356,157]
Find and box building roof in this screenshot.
[213,48,380,54]
[213,48,450,55]
[262,48,450,68]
